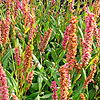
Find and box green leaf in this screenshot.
[85,55,97,70]
[78,26,84,41]
[26,92,44,99]
[46,60,55,68]
[93,43,97,54]
[1,48,14,63]
[72,83,83,100]
[32,54,42,70]
[97,22,100,26]
[35,95,40,100]
[68,0,72,3]
[40,93,52,98]
[89,89,95,100]
[59,29,63,38]
[6,70,17,93]
[38,75,43,91]
[24,24,30,34]
[51,48,57,62]
[57,51,65,64]
[81,68,86,83]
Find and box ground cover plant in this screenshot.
[0,0,100,100]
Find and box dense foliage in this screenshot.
[0,0,100,100]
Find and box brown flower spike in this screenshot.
[24,44,34,85]
[66,16,78,71]
[24,44,33,71]
[40,28,52,52]
[59,64,70,100]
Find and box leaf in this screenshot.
[89,89,95,100]
[57,51,65,64]
[6,70,17,93]
[78,26,84,41]
[32,54,42,70]
[72,83,83,100]
[30,83,38,92]
[46,60,54,68]
[35,95,40,100]
[93,43,97,54]
[26,92,44,99]
[85,55,97,70]
[97,22,100,26]
[40,93,52,98]
[50,15,57,25]
[24,23,30,33]
[34,71,51,87]
[68,0,72,3]
[52,67,59,86]
[81,68,86,83]
[59,29,63,38]
[33,20,39,28]
[51,48,57,62]
[1,48,14,63]
[38,75,43,91]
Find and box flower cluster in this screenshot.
[14,0,19,20]
[24,44,34,85]
[66,16,78,70]
[22,0,30,25]
[2,0,11,47]
[24,44,33,71]
[11,93,19,100]
[50,81,58,100]
[93,0,100,17]
[62,25,69,50]
[26,70,34,84]
[82,13,95,67]
[59,63,71,100]
[80,93,86,100]
[40,28,52,52]
[51,0,55,5]
[14,47,20,66]
[93,22,100,47]
[0,20,2,45]
[29,8,36,42]
[83,58,98,89]
[97,1,100,16]
[0,62,9,100]
[70,0,74,12]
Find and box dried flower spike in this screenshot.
[24,44,34,85]
[40,28,52,52]
[24,44,33,71]
[59,63,71,100]
[66,16,78,70]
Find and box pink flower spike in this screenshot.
[51,0,55,5]
[51,81,58,100]
[0,62,9,100]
